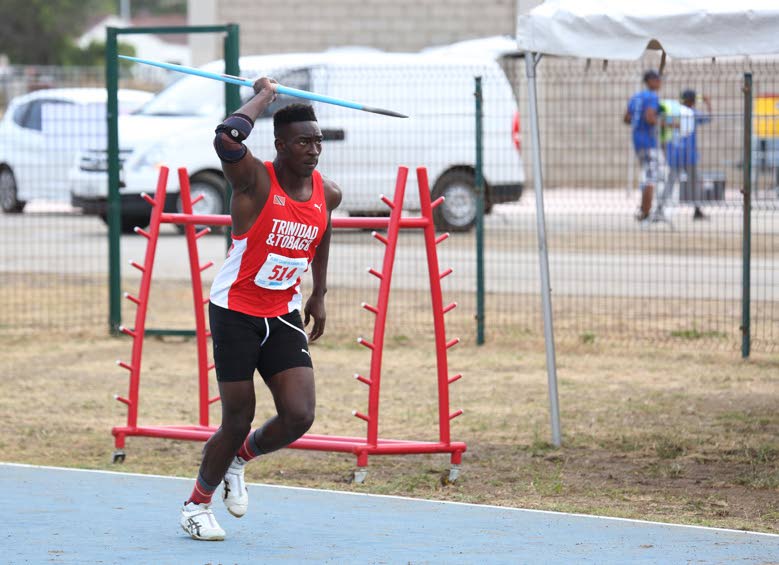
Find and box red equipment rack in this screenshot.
[112,165,466,481]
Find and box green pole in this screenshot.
[105,25,238,335]
[223,24,241,113]
[741,73,753,358]
[223,24,241,249]
[106,28,122,334]
[474,76,486,345]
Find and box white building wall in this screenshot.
[187,0,221,66]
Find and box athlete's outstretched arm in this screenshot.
[304,179,342,341]
[214,77,277,193]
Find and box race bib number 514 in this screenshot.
[254,253,308,290]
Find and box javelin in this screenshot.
[119,55,408,118]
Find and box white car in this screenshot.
[70,50,525,232]
[0,88,153,213]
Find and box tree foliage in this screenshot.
[0,0,113,64]
[60,40,136,67]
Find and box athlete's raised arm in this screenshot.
[213,77,277,194]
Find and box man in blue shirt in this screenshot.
[624,70,662,221]
[656,89,712,220]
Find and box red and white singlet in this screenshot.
[210,162,328,317]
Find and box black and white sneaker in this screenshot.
[180,501,225,541]
[223,457,249,518]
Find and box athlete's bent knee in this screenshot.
[284,408,315,441]
[221,416,252,446]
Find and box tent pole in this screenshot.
[524,52,562,447]
[741,73,752,358]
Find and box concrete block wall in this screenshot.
[189,1,756,190]
[506,54,758,189]
[189,0,519,64]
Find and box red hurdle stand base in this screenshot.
[111,166,466,483]
[112,425,465,481]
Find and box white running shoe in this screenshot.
[223,457,249,518]
[180,501,225,541]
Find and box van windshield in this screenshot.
[137,75,252,117]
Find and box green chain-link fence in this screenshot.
[2,53,777,353]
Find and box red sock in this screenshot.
[236,430,260,463]
[187,473,218,505]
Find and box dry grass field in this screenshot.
[2,278,778,535]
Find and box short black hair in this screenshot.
[273,103,317,137]
[681,89,696,102]
[643,69,660,83]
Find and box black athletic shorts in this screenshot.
[209,302,312,382]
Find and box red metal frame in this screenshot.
[112,165,466,470]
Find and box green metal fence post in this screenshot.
[106,28,122,334]
[223,24,241,249]
[474,76,486,345]
[741,73,753,358]
[224,24,241,113]
[105,24,238,335]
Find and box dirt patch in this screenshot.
[2,321,777,533]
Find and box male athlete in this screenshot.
[180,77,342,541]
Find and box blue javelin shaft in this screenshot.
[118,55,408,118]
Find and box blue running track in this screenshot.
[3,463,778,564]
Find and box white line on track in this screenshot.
[4,461,777,538]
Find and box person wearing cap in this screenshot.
[624,70,663,221]
[656,89,713,221]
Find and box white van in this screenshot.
[69,50,524,232]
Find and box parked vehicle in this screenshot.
[0,88,153,213]
[69,50,525,232]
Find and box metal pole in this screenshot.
[474,77,486,345]
[741,73,753,358]
[524,52,561,447]
[106,28,122,334]
[223,24,241,250]
[223,25,241,113]
[119,0,130,21]
[106,24,237,335]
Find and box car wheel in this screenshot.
[100,212,150,234]
[176,171,226,233]
[431,169,479,232]
[0,167,26,213]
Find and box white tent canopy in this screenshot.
[517,0,779,60]
[514,1,779,447]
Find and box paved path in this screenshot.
[1,205,776,301]
[3,463,778,564]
